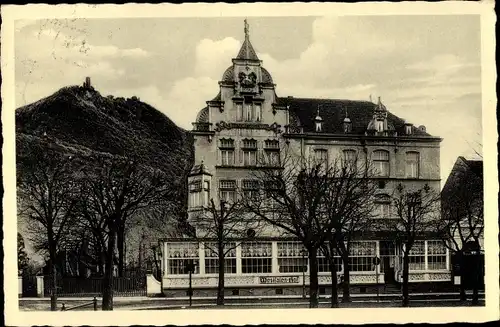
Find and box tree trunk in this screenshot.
[102,228,116,311]
[48,238,57,311]
[341,251,351,303]
[308,249,319,308]
[402,251,410,307]
[217,244,225,306]
[329,259,339,308]
[117,225,125,277]
[50,258,57,311]
[458,251,467,302]
[471,252,480,305]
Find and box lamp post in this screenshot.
[301,250,306,299]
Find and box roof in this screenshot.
[236,37,260,61]
[442,156,483,196]
[461,157,483,177]
[189,162,212,176]
[276,97,433,137]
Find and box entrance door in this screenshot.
[383,257,394,283]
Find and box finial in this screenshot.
[369,94,372,102]
[244,19,249,39]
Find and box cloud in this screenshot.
[194,37,241,78]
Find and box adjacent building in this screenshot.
[158,21,449,298]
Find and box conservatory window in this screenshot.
[204,242,237,274]
[277,242,308,273]
[349,241,376,272]
[427,240,447,270]
[408,241,425,271]
[167,243,199,275]
[241,242,272,274]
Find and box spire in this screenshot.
[236,19,260,61]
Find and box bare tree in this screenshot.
[17,142,80,311]
[79,157,174,310]
[245,145,373,308]
[192,195,260,306]
[388,183,440,307]
[438,158,483,303]
[320,153,378,305]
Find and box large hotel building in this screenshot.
[158,22,449,298]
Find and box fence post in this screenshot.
[36,275,44,298]
[93,297,97,311]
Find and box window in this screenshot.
[277,242,308,273]
[264,180,282,208]
[343,149,357,167]
[264,140,280,166]
[373,150,389,177]
[236,103,243,121]
[189,180,202,208]
[406,152,420,178]
[255,104,262,122]
[220,139,235,166]
[427,241,447,270]
[317,247,342,273]
[219,180,237,203]
[167,242,199,275]
[242,139,257,166]
[316,122,322,132]
[245,103,253,121]
[242,180,259,202]
[204,242,237,274]
[375,194,391,219]
[375,120,384,132]
[241,242,272,273]
[314,149,328,169]
[408,241,425,271]
[349,241,376,272]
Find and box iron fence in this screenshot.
[43,275,146,297]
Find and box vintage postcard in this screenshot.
[2,2,498,326]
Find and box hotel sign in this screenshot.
[259,276,300,284]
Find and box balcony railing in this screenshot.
[192,122,213,132]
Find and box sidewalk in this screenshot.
[19,291,485,311]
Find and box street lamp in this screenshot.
[301,249,307,299]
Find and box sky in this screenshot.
[14,15,483,184]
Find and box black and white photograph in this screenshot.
[2,2,498,326]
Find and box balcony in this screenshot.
[192,122,213,132]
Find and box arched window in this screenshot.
[373,150,390,177]
[406,152,420,178]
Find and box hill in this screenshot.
[16,82,195,267]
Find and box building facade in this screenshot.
[159,22,450,298]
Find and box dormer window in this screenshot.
[343,117,352,133]
[376,120,384,132]
[315,108,323,132]
[404,122,413,135]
